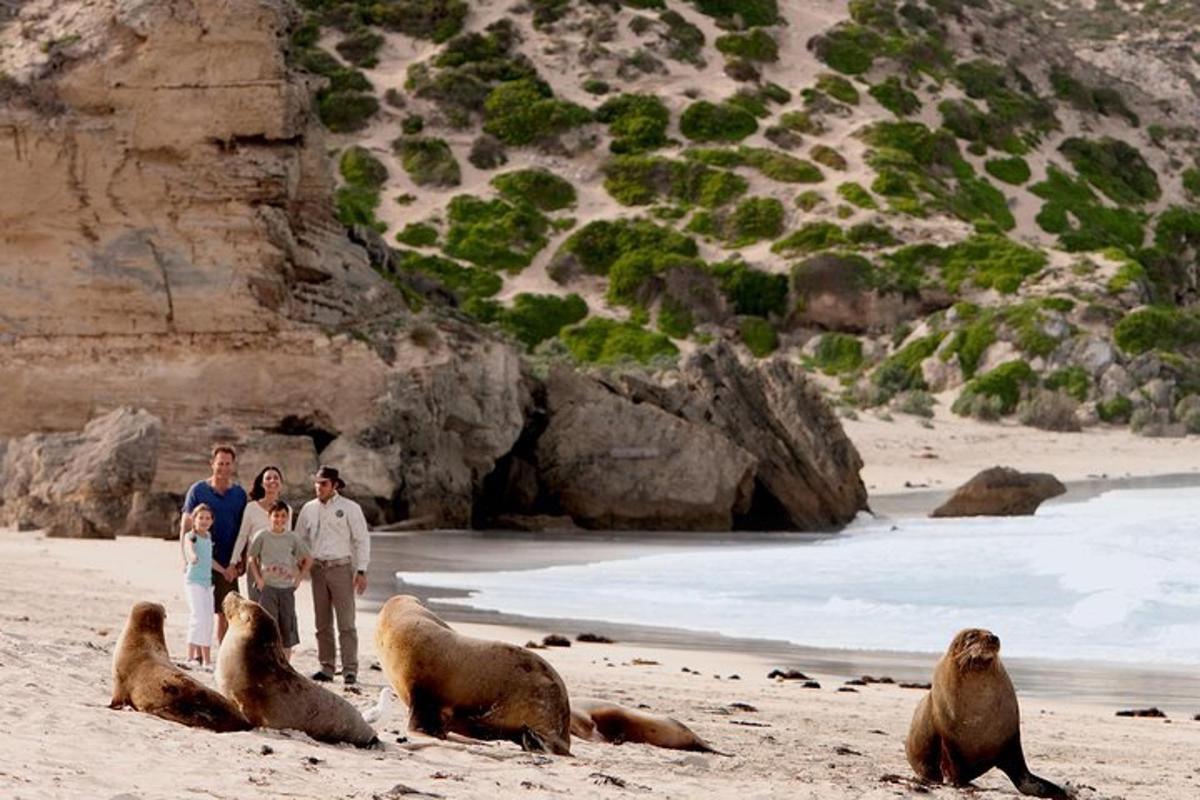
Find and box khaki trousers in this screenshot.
[310,561,358,676]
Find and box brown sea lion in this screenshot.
[216,593,378,748]
[375,595,572,755]
[906,628,1069,798]
[570,697,724,754]
[109,601,251,733]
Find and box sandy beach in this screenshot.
[2,527,1197,800]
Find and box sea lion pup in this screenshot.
[906,628,1069,798]
[375,594,572,755]
[217,593,379,748]
[570,698,724,754]
[109,601,251,733]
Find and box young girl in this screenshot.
[183,503,216,669]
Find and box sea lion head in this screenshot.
[222,592,284,651]
[948,628,1001,671]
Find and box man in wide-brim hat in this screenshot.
[294,465,369,684]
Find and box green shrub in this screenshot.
[772,222,846,255]
[318,91,379,132]
[366,0,468,42]
[779,110,826,135]
[939,235,1048,294]
[1113,306,1200,355]
[894,390,935,418]
[809,24,882,75]
[726,90,771,119]
[689,197,785,247]
[491,168,577,211]
[715,29,778,62]
[395,222,438,247]
[657,297,695,339]
[1183,167,1200,199]
[603,155,748,208]
[837,182,877,210]
[1049,67,1139,127]
[810,144,847,171]
[795,190,825,211]
[394,136,461,187]
[846,222,896,247]
[869,76,921,116]
[335,184,384,231]
[552,218,697,277]
[1044,366,1090,402]
[500,293,588,348]
[814,333,863,374]
[816,73,860,105]
[942,318,994,378]
[952,360,1036,416]
[340,146,388,189]
[595,93,670,154]
[739,317,778,357]
[561,318,678,365]
[688,0,778,26]
[742,148,824,183]
[442,195,549,272]
[483,79,592,146]
[583,78,611,95]
[679,101,758,143]
[872,333,946,401]
[1097,395,1133,424]
[1030,165,1145,252]
[294,47,373,94]
[709,260,788,317]
[393,249,502,304]
[1001,302,1067,357]
[658,10,706,65]
[984,156,1031,185]
[1018,390,1081,432]
[609,251,696,309]
[336,28,384,68]
[529,0,570,28]
[1059,137,1160,205]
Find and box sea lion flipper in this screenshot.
[407,687,447,738]
[997,735,1069,799]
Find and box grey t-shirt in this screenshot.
[249,529,310,589]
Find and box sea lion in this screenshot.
[216,592,378,748]
[375,594,572,755]
[109,601,251,733]
[570,697,723,754]
[906,628,1068,798]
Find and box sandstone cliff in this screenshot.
[0,0,867,537]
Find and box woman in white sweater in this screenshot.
[231,465,291,602]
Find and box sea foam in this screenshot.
[398,487,1200,665]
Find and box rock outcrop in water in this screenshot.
[931,467,1066,518]
[0,0,867,537]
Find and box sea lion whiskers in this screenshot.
[952,628,1001,671]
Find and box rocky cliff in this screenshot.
[0,0,867,537]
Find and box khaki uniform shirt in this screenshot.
[295,493,370,571]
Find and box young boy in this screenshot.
[248,500,311,659]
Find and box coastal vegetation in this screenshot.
[294,0,1200,436]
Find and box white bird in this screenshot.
[363,686,399,725]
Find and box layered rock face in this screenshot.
[0,0,867,536]
[484,344,868,532]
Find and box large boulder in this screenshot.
[535,368,756,530]
[931,467,1066,518]
[611,343,868,530]
[0,408,162,538]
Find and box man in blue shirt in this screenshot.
[180,444,248,644]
